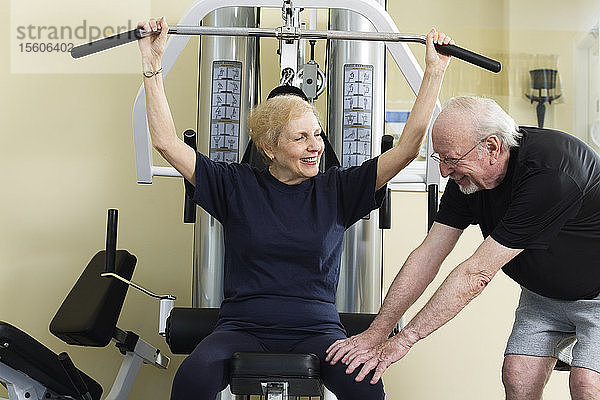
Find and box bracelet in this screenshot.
[143,67,163,78]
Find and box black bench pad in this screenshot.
[230,352,322,397]
[0,321,102,400]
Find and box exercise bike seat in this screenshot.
[0,321,103,400]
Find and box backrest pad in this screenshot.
[49,250,136,347]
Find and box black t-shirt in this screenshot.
[435,127,600,300]
[193,151,385,337]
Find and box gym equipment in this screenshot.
[123,0,501,192]
[121,2,500,399]
[164,308,379,355]
[0,210,169,400]
[67,1,504,398]
[327,1,388,316]
[70,23,501,73]
[0,204,385,400]
[230,353,322,398]
[163,307,382,399]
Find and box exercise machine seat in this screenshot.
[230,352,322,397]
[0,321,103,400]
[50,250,136,347]
[165,307,376,354]
[165,308,377,398]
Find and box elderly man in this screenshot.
[326,96,600,399]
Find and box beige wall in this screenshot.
[506,0,600,135]
[2,0,598,399]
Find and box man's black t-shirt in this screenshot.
[435,127,600,300]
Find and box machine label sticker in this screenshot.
[342,64,374,167]
[210,61,243,163]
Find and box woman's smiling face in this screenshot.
[266,111,324,185]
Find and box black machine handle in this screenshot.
[427,184,439,231]
[106,209,118,273]
[71,28,144,59]
[183,130,197,224]
[434,43,501,73]
[379,135,394,230]
[58,352,93,400]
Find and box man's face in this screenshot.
[432,122,490,195]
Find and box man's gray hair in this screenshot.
[443,96,522,151]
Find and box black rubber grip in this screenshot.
[58,352,93,400]
[379,135,394,230]
[379,188,392,229]
[71,28,144,59]
[381,135,394,153]
[434,43,501,73]
[427,184,439,231]
[183,130,197,224]
[106,209,118,273]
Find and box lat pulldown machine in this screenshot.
[1,1,501,399]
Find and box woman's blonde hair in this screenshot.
[247,94,320,165]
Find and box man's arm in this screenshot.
[348,236,523,384]
[326,222,463,364]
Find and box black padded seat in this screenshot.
[0,321,103,400]
[230,352,322,397]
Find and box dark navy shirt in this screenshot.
[435,127,600,300]
[193,152,385,337]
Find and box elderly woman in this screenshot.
[139,17,452,400]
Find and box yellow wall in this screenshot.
[2,0,598,399]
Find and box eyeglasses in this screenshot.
[430,138,487,169]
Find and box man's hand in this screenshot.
[325,328,388,366]
[346,333,413,384]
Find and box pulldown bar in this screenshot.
[71,25,501,73]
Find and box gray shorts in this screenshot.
[504,287,600,373]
